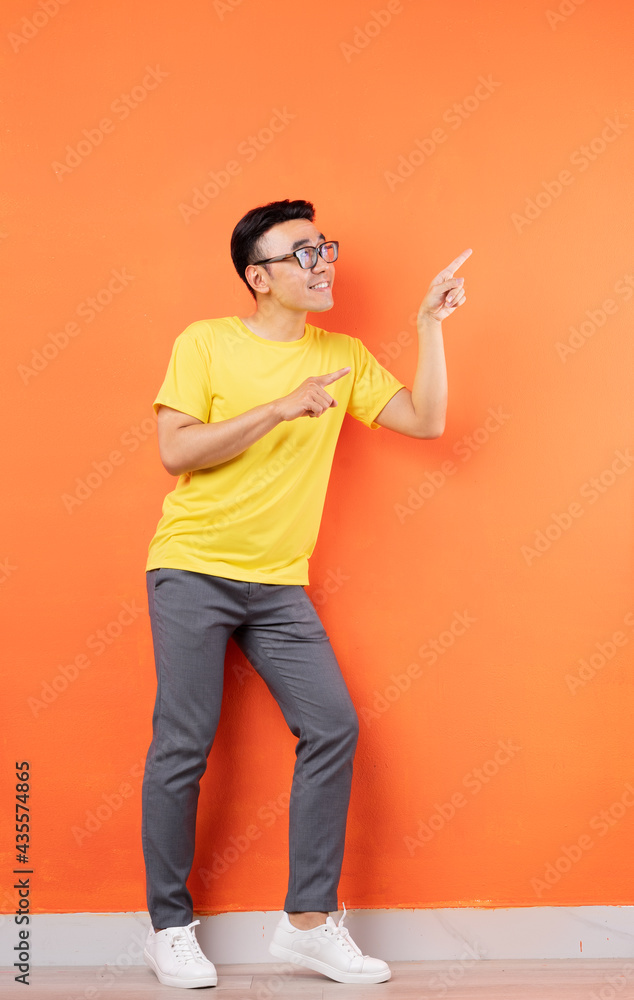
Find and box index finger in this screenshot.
[316,367,352,384]
[439,247,473,279]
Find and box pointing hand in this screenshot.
[418,248,472,323]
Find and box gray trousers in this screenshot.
[142,568,359,929]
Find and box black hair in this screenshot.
[230,198,315,301]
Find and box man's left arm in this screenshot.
[374,248,472,439]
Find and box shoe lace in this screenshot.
[169,920,207,964]
[327,902,365,958]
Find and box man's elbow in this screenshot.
[410,400,446,439]
[161,456,181,477]
[158,443,184,477]
[416,421,445,439]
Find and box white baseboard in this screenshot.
[1,907,634,966]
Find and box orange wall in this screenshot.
[2,0,634,915]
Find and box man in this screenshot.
[141,198,470,989]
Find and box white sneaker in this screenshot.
[144,919,217,988]
[268,903,391,984]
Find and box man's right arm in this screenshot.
[157,401,284,476]
[157,366,352,476]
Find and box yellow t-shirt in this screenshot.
[146,315,407,585]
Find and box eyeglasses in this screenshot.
[251,240,339,270]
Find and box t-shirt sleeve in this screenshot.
[152,324,213,422]
[346,337,408,430]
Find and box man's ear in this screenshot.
[245,264,271,296]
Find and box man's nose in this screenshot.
[311,254,332,274]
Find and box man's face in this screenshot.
[247,219,335,312]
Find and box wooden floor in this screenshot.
[2,959,634,998]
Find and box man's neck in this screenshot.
[239,301,308,342]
